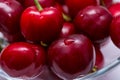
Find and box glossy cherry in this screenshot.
[0,0,23,34]
[20,0,63,44]
[59,22,76,38]
[65,0,99,18]
[0,42,46,78]
[48,34,95,79]
[74,5,113,43]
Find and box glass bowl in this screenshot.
[0,32,120,80]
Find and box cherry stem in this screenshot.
[34,0,43,11]
[40,41,48,47]
[62,13,72,22]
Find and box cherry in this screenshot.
[74,5,113,43]
[48,34,95,79]
[59,22,76,38]
[20,0,63,44]
[110,15,120,48]
[0,42,46,78]
[65,0,99,18]
[0,0,23,34]
[109,3,120,17]
[24,0,55,8]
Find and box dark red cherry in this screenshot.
[59,22,76,38]
[20,5,63,44]
[74,6,113,43]
[48,34,95,79]
[0,42,46,78]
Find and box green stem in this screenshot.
[62,13,72,22]
[34,0,43,11]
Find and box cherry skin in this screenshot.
[48,34,95,79]
[0,42,46,78]
[20,6,63,44]
[109,3,120,17]
[24,0,55,8]
[0,0,23,34]
[74,5,113,43]
[65,0,99,18]
[59,22,76,38]
[110,15,120,48]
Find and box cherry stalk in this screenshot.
[34,0,43,11]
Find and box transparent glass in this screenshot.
[0,32,120,80]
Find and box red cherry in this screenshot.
[110,15,120,48]
[65,0,99,18]
[74,6,113,43]
[0,42,46,78]
[59,22,76,38]
[20,5,63,44]
[48,34,95,79]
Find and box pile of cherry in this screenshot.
[0,0,120,80]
